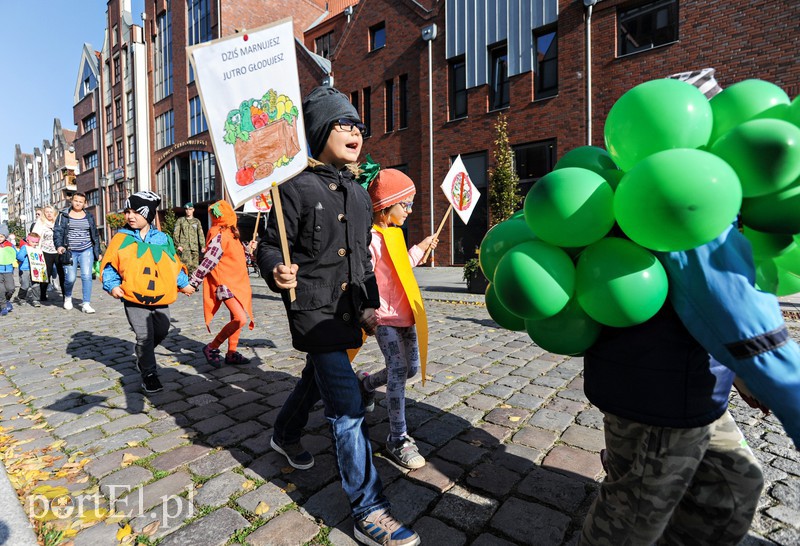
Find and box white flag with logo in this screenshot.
[440,155,481,224]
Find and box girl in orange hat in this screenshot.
[188,200,255,366]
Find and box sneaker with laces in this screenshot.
[81,303,96,314]
[385,435,426,470]
[357,370,375,412]
[270,436,314,470]
[141,373,163,394]
[63,297,73,310]
[225,351,251,365]
[30,300,41,308]
[355,509,420,546]
[202,344,222,367]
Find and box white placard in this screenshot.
[440,155,481,224]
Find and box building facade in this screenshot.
[330,0,800,266]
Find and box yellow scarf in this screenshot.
[349,225,429,384]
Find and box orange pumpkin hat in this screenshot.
[207,200,237,241]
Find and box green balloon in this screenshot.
[509,209,525,220]
[774,245,800,275]
[525,298,602,356]
[524,167,615,248]
[788,96,800,128]
[776,265,800,296]
[493,240,575,320]
[742,226,797,260]
[711,119,800,197]
[485,283,526,331]
[755,258,779,294]
[710,79,791,144]
[479,219,536,282]
[741,176,800,234]
[604,79,713,171]
[575,237,668,327]
[614,149,742,251]
[555,146,622,187]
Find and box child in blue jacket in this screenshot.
[16,232,43,308]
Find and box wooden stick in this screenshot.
[422,204,452,264]
[271,184,296,301]
[251,210,262,243]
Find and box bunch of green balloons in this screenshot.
[478,77,800,355]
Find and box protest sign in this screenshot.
[27,247,48,283]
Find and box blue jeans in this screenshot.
[64,247,94,303]
[273,351,389,521]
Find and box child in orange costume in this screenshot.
[188,200,256,366]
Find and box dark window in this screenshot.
[534,28,558,99]
[449,57,467,120]
[83,114,97,133]
[105,105,113,131]
[315,31,334,58]
[115,98,122,126]
[385,79,394,132]
[350,90,360,118]
[452,152,488,264]
[489,44,509,110]
[363,87,371,137]
[113,56,121,84]
[84,152,98,170]
[117,139,124,167]
[399,74,409,129]
[370,22,386,51]
[514,139,556,197]
[107,145,115,171]
[618,0,679,56]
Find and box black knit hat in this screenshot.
[303,86,360,159]
[125,191,161,224]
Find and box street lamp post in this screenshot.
[421,23,438,266]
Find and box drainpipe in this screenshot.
[583,0,600,146]
[421,23,437,265]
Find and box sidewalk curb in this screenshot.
[0,463,38,546]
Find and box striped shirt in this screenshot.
[67,216,93,252]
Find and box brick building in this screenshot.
[331,0,799,265]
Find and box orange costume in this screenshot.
[189,200,255,366]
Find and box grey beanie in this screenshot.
[0,224,8,238]
[303,86,360,159]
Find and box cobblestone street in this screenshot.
[0,273,798,545]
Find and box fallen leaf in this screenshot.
[508,416,521,422]
[240,480,255,490]
[141,520,160,536]
[499,404,512,409]
[125,441,139,447]
[121,453,140,467]
[254,501,270,515]
[116,524,132,541]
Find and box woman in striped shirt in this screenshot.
[54,192,102,313]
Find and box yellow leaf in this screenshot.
[508,416,521,422]
[49,440,66,450]
[8,366,15,370]
[62,528,79,538]
[240,480,255,490]
[79,507,109,525]
[31,423,48,429]
[0,393,10,398]
[254,501,270,515]
[141,521,160,537]
[125,441,139,447]
[116,524,132,541]
[499,404,512,409]
[121,453,140,467]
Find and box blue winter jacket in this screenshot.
[657,225,800,447]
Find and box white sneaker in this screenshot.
[81,303,96,314]
[63,297,73,310]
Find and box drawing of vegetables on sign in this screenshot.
[223,88,302,186]
[450,171,474,211]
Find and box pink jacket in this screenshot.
[369,228,424,327]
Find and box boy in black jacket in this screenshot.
[258,86,419,546]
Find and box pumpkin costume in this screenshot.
[189,200,255,366]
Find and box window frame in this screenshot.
[618,0,679,57]
[533,26,558,100]
[315,31,334,59]
[513,139,557,198]
[449,57,467,120]
[385,79,395,132]
[489,44,510,111]
[370,22,386,51]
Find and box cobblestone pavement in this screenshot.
[0,276,798,546]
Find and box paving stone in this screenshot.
[408,457,462,493]
[302,480,351,526]
[147,429,191,452]
[459,423,514,447]
[437,439,488,466]
[413,414,470,447]
[236,480,294,518]
[484,406,532,428]
[542,446,603,481]
[491,496,571,545]
[766,504,800,528]
[282,453,338,493]
[206,421,265,446]
[471,533,518,546]
[513,426,559,451]
[227,402,271,422]
[152,444,212,472]
[492,442,541,474]
[190,448,251,477]
[384,478,439,523]
[528,408,576,433]
[413,515,467,545]
[99,466,153,498]
[467,462,520,497]
[561,424,605,452]
[243,452,285,481]
[218,390,263,409]
[72,517,122,546]
[100,413,152,435]
[245,510,320,546]
[517,467,589,513]
[194,470,250,508]
[83,446,154,479]
[193,414,237,436]
[159,506,249,546]
[114,471,193,516]
[130,495,195,540]
[431,484,499,534]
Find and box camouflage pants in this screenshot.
[180,249,201,274]
[580,410,763,546]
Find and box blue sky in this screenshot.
[0,0,144,192]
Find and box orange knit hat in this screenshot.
[368,169,416,212]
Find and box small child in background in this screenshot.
[0,225,16,316]
[360,167,437,469]
[16,232,43,308]
[188,200,255,367]
[101,191,195,394]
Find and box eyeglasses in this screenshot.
[335,118,368,136]
[397,201,414,212]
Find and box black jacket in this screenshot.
[258,163,380,353]
[53,207,102,260]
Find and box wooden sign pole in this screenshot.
[271,184,296,301]
[422,204,452,264]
